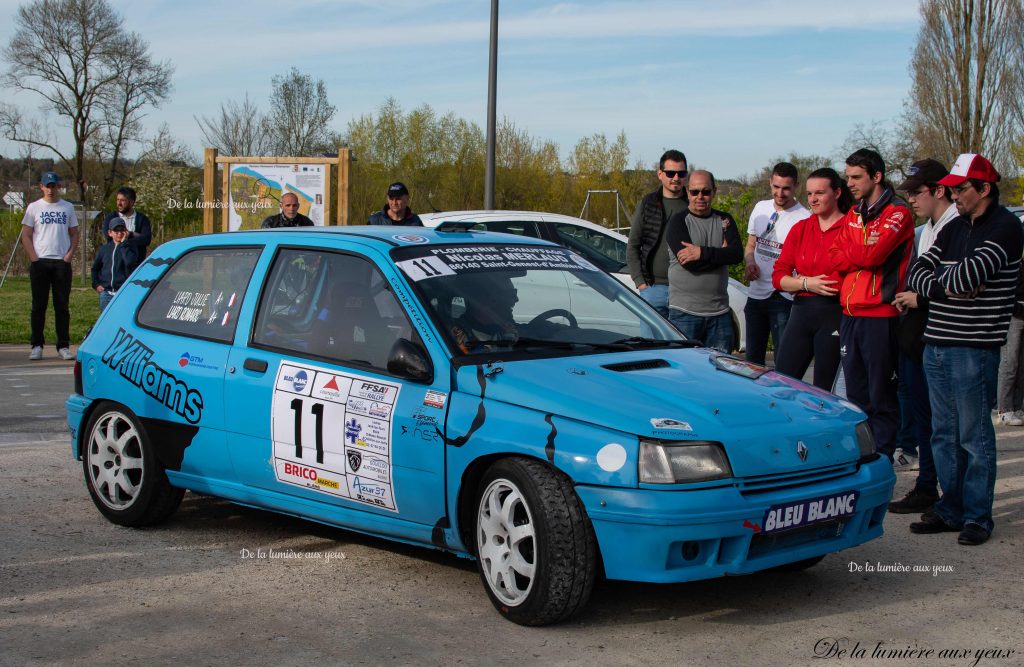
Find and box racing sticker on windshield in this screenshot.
[271,361,401,511]
[395,244,599,281]
[762,490,860,534]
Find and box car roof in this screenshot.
[179,225,560,250]
[419,210,628,242]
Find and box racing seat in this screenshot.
[313,281,394,368]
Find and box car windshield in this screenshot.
[393,243,685,357]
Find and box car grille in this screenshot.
[736,462,859,496]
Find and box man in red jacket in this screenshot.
[828,149,914,460]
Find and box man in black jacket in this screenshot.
[261,192,315,228]
[102,187,152,258]
[626,149,688,318]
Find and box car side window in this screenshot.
[471,220,542,238]
[253,249,417,372]
[136,247,261,343]
[552,224,627,272]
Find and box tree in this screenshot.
[195,94,271,157]
[131,124,199,245]
[1,0,172,205]
[904,0,1024,169]
[266,68,337,156]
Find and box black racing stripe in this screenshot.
[544,414,557,463]
[446,365,487,448]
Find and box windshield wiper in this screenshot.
[610,336,703,348]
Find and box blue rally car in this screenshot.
[67,225,895,625]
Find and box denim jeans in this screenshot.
[638,283,670,319]
[923,344,1000,534]
[996,315,1024,412]
[899,352,937,493]
[669,310,733,353]
[743,292,792,365]
[98,289,114,313]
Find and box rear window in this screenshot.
[137,247,262,342]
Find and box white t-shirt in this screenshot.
[22,198,79,259]
[746,199,809,300]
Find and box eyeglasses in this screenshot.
[953,182,975,194]
[662,170,687,179]
[688,188,713,197]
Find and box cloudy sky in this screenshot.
[0,0,922,179]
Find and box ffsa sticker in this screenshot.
[271,362,401,511]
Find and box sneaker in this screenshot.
[888,488,939,514]
[994,411,1024,426]
[57,347,74,361]
[957,524,990,546]
[892,448,919,470]
[909,512,960,534]
[29,346,42,360]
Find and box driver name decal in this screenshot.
[271,362,401,511]
[101,327,204,423]
[396,244,598,281]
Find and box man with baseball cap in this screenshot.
[906,153,1023,545]
[19,171,79,360]
[368,182,423,226]
[888,158,958,514]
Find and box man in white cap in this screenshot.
[906,153,1023,546]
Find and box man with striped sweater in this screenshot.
[905,153,1023,546]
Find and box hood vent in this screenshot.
[602,359,669,372]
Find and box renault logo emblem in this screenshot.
[796,441,808,462]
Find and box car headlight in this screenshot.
[638,440,732,484]
[855,421,875,458]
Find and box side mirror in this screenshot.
[387,338,433,383]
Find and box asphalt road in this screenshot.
[1,344,1021,666]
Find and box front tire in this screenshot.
[475,457,596,626]
[82,402,184,527]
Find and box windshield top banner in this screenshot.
[394,244,599,282]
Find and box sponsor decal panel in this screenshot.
[271,361,401,511]
[423,390,447,409]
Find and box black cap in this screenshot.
[897,159,949,192]
[387,182,409,198]
[109,220,128,230]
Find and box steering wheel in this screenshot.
[528,308,579,329]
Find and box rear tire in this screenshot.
[475,457,596,626]
[82,402,184,527]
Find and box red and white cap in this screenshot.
[938,153,1001,186]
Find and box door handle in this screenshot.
[243,358,268,373]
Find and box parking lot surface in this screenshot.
[0,344,1021,666]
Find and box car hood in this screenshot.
[455,347,866,475]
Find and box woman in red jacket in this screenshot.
[772,168,853,390]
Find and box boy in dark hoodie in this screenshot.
[91,220,141,312]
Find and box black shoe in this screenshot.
[958,524,990,546]
[909,512,960,534]
[888,488,939,514]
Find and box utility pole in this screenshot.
[484,0,498,210]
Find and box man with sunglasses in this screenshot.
[906,153,1023,546]
[887,158,957,514]
[627,149,688,317]
[665,170,742,352]
[19,171,79,361]
[742,162,808,365]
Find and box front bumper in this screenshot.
[577,457,895,583]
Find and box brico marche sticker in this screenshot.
[271,362,401,511]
